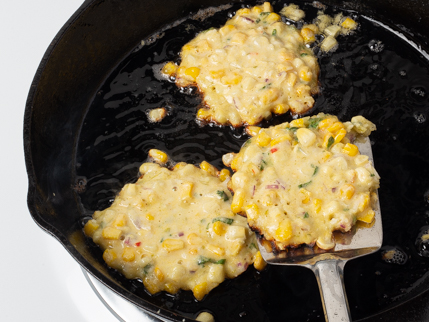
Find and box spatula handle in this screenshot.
[311,260,351,322]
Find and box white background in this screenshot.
[0,1,117,321]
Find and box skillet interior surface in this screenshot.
[25,0,429,321]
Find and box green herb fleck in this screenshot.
[212,217,234,225]
[272,29,277,36]
[206,222,210,230]
[260,12,270,16]
[312,165,319,176]
[143,264,152,275]
[197,256,226,266]
[304,212,309,218]
[202,27,215,33]
[288,127,299,132]
[300,53,308,57]
[298,181,312,188]
[327,136,335,149]
[370,173,375,177]
[249,242,257,250]
[216,190,229,201]
[259,159,267,170]
[255,18,261,23]
[309,118,322,129]
[160,237,164,243]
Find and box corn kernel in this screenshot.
[254,251,267,271]
[231,190,245,213]
[193,282,208,301]
[206,244,225,256]
[230,156,240,171]
[102,227,122,240]
[187,233,202,246]
[255,131,271,147]
[162,239,185,252]
[358,193,370,212]
[340,184,355,199]
[184,67,200,81]
[278,48,294,62]
[209,69,225,79]
[103,249,117,265]
[342,143,359,156]
[323,133,335,148]
[318,118,335,130]
[148,149,168,163]
[320,151,332,163]
[260,88,280,105]
[286,72,297,87]
[300,188,311,204]
[143,277,159,295]
[212,221,227,236]
[290,118,305,128]
[245,204,259,221]
[181,182,194,201]
[219,24,236,36]
[237,8,251,15]
[182,44,193,52]
[341,17,357,30]
[146,213,154,221]
[200,161,217,176]
[334,128,347,144]
[84,220,99,237]
[230,241,243,256]
[266,13,281,23]
[231,32,247,45]
[299,66,313,82]
[161,62,177,76]
[273,103,289,114]
[122,247,135,262]
[275,219,293,242]
[221,73,242,85]
[301,27,316,43]
[189,248,198,255]
[296,128,316,147]
[196,40,211,53]
[173,162,187,170]
[252,6,263,14]
[154,267,165,282]
[219,169,230,182]
[113,213,127,227]
[246,126,261,137]
[197,108,211,120]
[357,209,375,223]
[164,283,179,294]
[327,121,345,134]
[313,198,322,213]
[270,134,292,146]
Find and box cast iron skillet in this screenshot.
[24,0,429,321]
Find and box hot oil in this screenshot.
[76,1,429,321]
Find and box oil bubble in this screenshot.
[410,86,426,100]
[413,112,426,123]
[368,39,384,53]
[415,226,429,258]
[381,246,408,265]
[399,70,407,78]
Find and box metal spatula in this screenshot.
[257,137,382,322]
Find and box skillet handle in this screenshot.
[311,260,351,322]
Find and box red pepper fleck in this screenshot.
[135,242,141,246]
[270,148,278,153]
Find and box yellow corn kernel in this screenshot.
[161,62,177,76]
[296,128,316,147]
[358,193,370,212]
[154,267,165,282]
[84,220,99,237]
[207,244,225,256]
[219,24,236,36]
[290,118,305,128]
[277,62,293,73]
[266,13,281,23]
[318,118,335,130]
[164,283,179,294]
[246,126,261,137]
[300,188,311,204]
[182,44,193,52]
[102,227,122,240]
[193,282,208,301]
[245,203,259,221]
[286,72,297,87]
[340,184,355,199]
[200,161,217,176]
[260,88,280,105]
[313,198,322,213]
[237,8,251,15]
[342,143,359,156]
[221,73,242,85]
[113,213,127,227]
[197,108,211,120]
[231,32,247,45]
[230,156,240,171]
[176,66,186,77]
[357,209,375,223]
[341,17,357,30]
[174,162,187,170]
[254,251,267,271]
[122,247,136,262]
[162,239,185,252]
[219,169,230,182]
[275,219,293,242]
[146,213,154,221]
[212,221,227,236]
[273,103,289,114]
[196,40,211,53]
[262,2,273,12]
[231,190,245,213]
[270,134,292,146]
[184,67,200,81]
[230,241,243,255]
[103,249,117,265]
[334,128,347,144]
[323,133,335,148]
[278,48,294,62]
[301,27,316,43]
[327,121,345,134]
[143,278,159,295]
[187,233,203,245]
[148,149,168,163]
[320,151,332,163]
[299,66,313,82]
[181,182,194,201]
[209,69,225,79]
[255,131,272,147]
[189,248,198,255]
[252,5,263,14]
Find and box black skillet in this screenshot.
[24,0,429,321]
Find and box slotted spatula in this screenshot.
[257,137,382,322]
